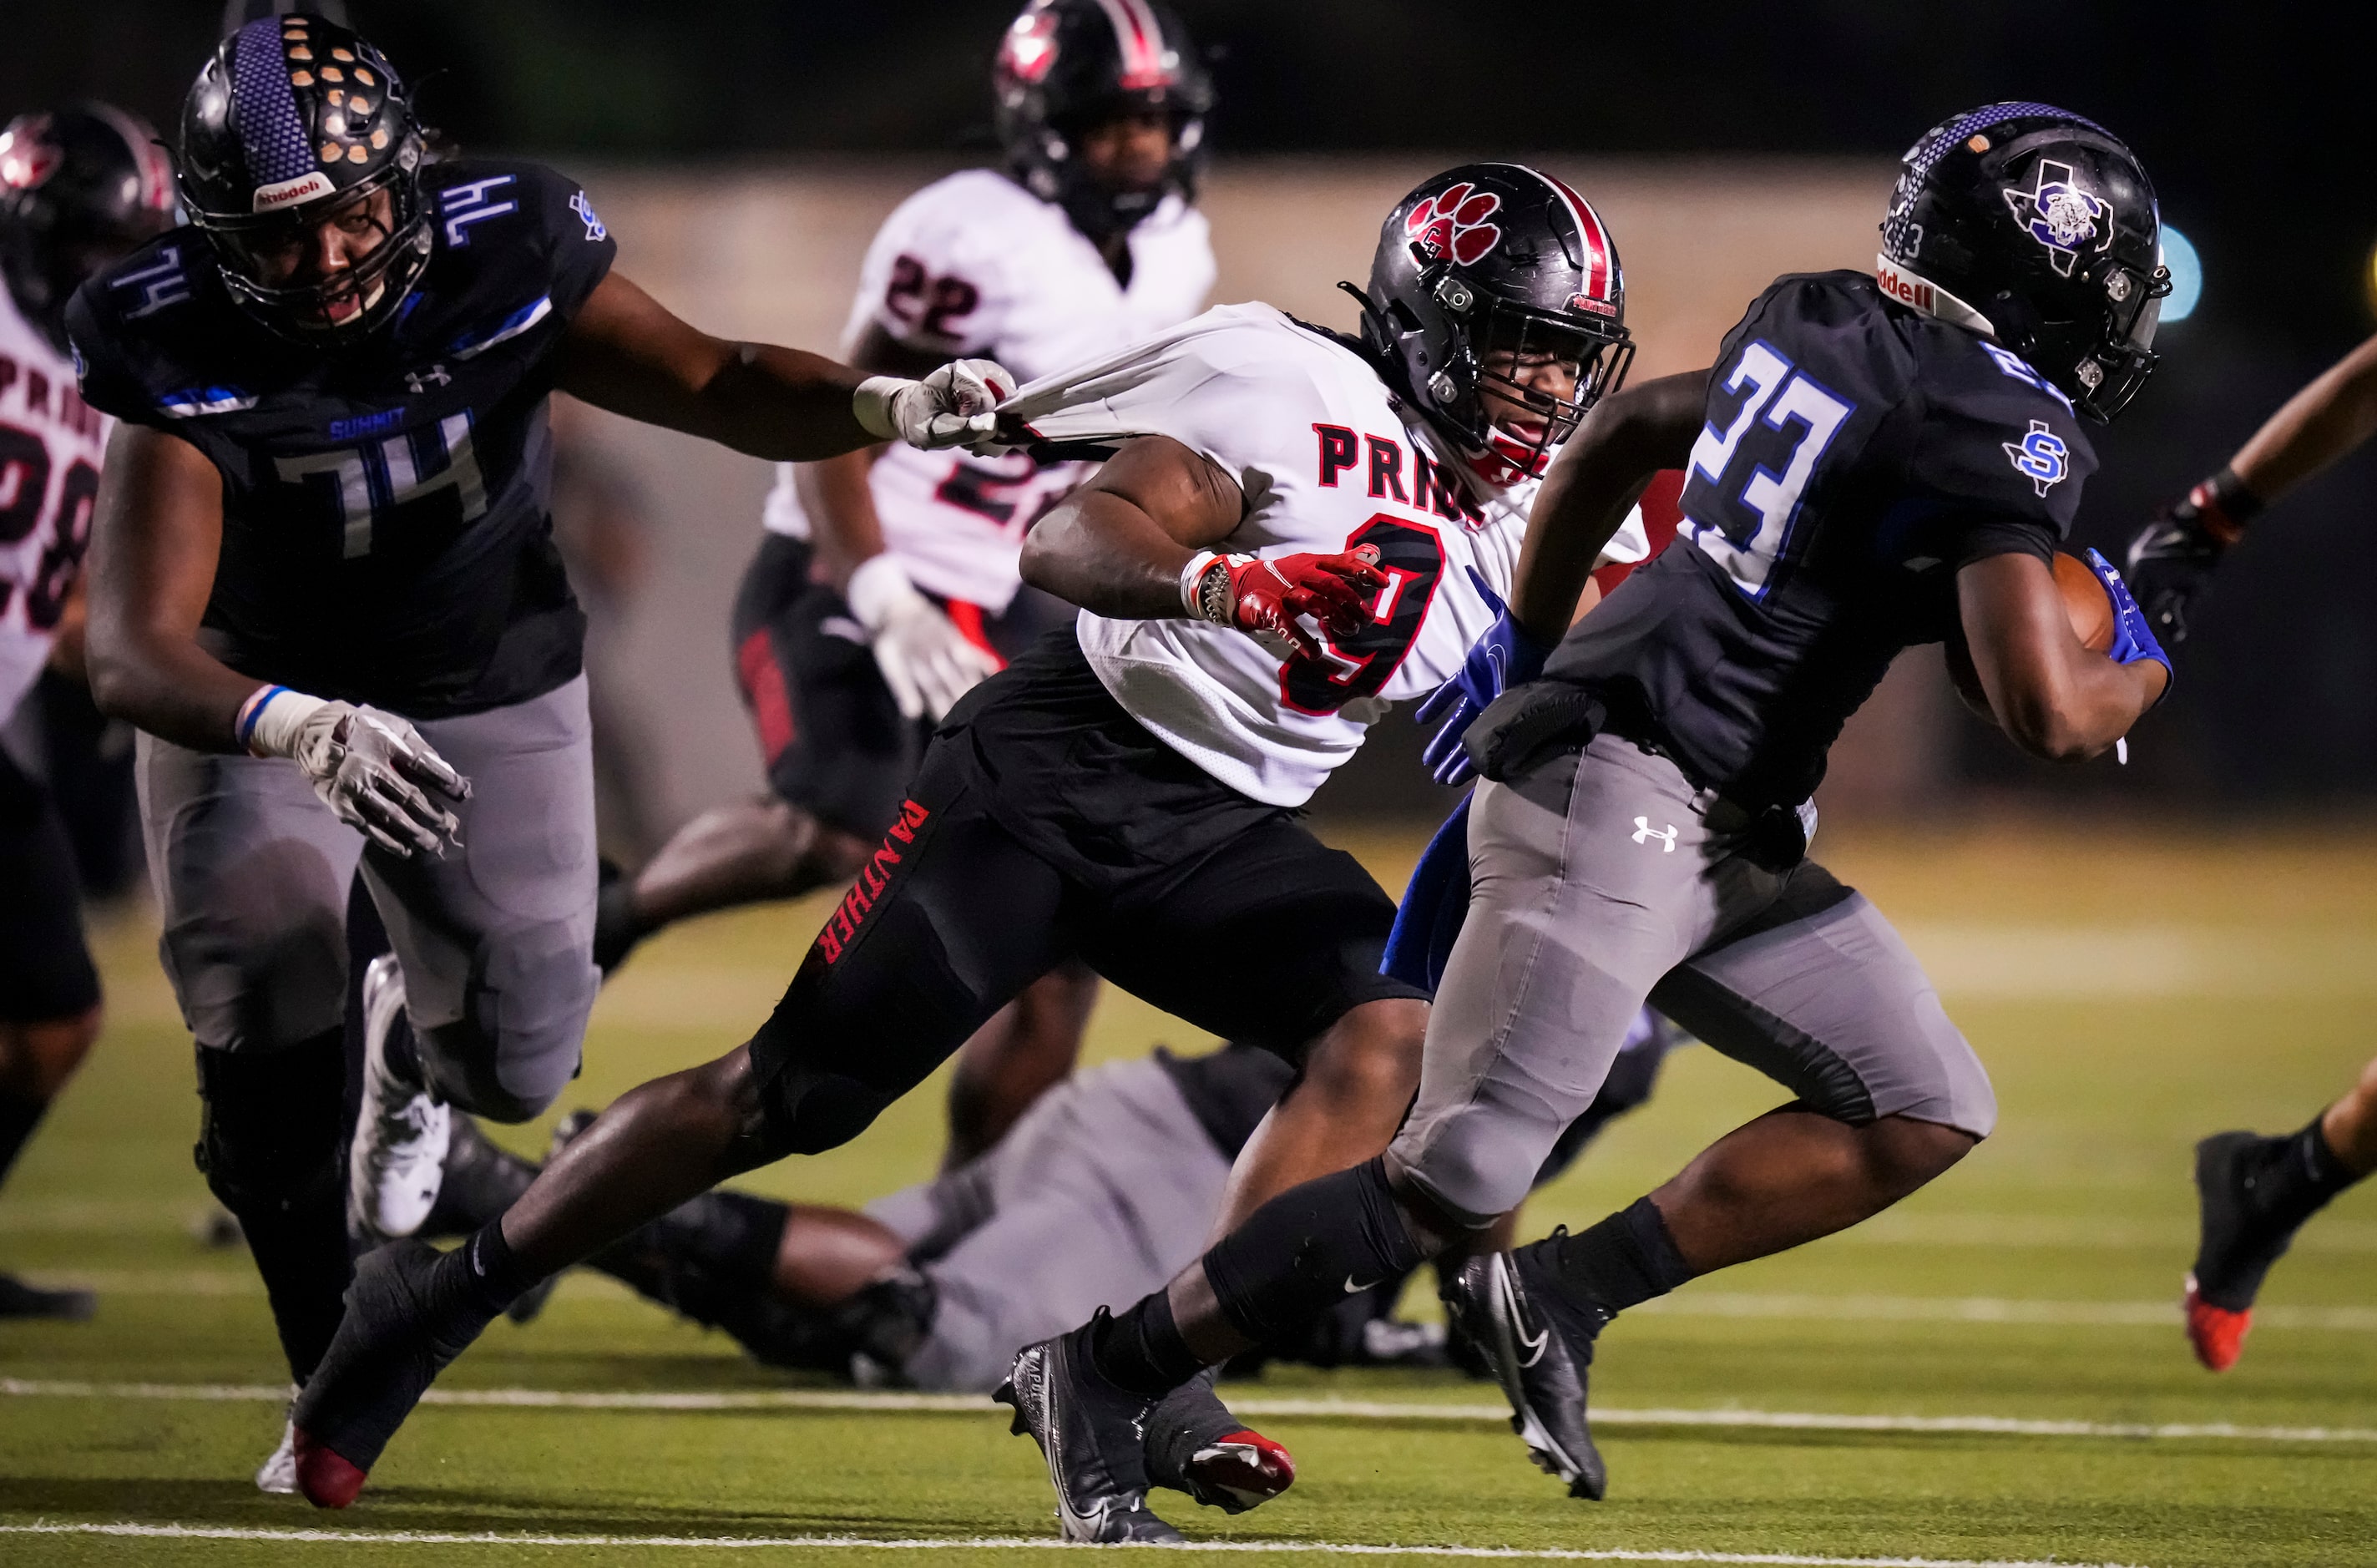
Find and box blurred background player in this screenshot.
[65,12,1006,1480]
[2126,330,2377,1372]
[1022,104,2177,1522]
[0,102,173,1320]
[593,0,1217,1162]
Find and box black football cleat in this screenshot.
[1144,1371,1295,1515]
[2187,1130,2294,1371]
[1444,1247,1610,1500]
[290,1238,495,1507]
[0,1272,95,1321]
[996,1314,1185,1544]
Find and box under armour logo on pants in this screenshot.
[1632,817,1677,852]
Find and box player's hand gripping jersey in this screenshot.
[67,159,617,716]
[0,281,110,721]
[762,169,1215,611]
[1513,269,2094,809]
[999,303,1647,806]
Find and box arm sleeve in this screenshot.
[847,186,1005,359]
[525,165,619,324]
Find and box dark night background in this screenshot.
[8,0,2371,807]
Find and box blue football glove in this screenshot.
[1415,569,1550,787]
[2083,547,2173,700]
[1381,794,1472,994]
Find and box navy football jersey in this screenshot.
[1525,269,2095,809]
[66,159,617,716]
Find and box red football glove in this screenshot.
[1185,548,1387,658]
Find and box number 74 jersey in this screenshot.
[999,303,1648,807]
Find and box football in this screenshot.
[1945,552,2116,720]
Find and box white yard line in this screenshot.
[7,1377,2373,1445]
[0,1521,2145,1566]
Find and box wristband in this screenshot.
[1179,551,1222,619]
[851,377,908,442]
[244,686,330,759]
[2187,466,2263,546]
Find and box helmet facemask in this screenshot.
[1394,271,1632,486]
[190,146,431,341]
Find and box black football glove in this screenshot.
[2123,468,2259,645]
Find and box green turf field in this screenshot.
[4,822,2374,1567]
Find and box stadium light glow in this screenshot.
[2159,226,2201,323]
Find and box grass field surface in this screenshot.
[3,821,2374,1567]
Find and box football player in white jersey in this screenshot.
[594,0,1219,1161]
[0,104,174,1321]
[289,162,1643,1521]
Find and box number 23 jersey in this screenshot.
[1538,268,2096,810]
[1001,303,1648,807]
[66,159,616,717]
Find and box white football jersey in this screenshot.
[999,304,1648,807]
[0,282,112,723]
[763,168,1215,611]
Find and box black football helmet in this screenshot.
[0,104,176,355]
[176,13,430,340]
[1880,102,2168,422]
[1348,164,1634,487]
[994,0,1213,242]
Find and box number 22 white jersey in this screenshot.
[999,303,1647,807]
[762,169,1215,612]
[0,281,111,723]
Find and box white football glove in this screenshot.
[845,554,1002,721]
[852,358,1017,452]
[245,690,470,857]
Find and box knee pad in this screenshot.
[194,1030,347,1210]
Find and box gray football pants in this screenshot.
[864,1056,1229,1393]
[1389,731,1995,1228]
[135,675,599,1120]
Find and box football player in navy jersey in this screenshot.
[0,102,175,1322]
[64,12,1007,1477]
[2121,329,2377,1372]
[990,104,2179,1524]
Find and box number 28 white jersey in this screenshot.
[999,304,1647,807]
[0,282,111,724]
[763,169,1215,611]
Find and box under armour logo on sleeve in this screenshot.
[1631,817,1678,852]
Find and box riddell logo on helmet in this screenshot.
[251,171,335,213]
[1875,259,1934,311]
[1407,183,1503,266]
[1567,293,1617,317]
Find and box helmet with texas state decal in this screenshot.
[1350,163,1634,488]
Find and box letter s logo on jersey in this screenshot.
[1407,184,1502,266]
[2003,419,2069,496]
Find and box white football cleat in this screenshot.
[255,1392,299,1494]
[346,954,449,1242]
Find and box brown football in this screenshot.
[1946,552,2116,721]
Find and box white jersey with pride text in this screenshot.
[0,282,112,723]
[1000,303,1647,807]
[763,169,1215,611]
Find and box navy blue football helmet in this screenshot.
[176,13,430,339]
[1881,102,2168,421]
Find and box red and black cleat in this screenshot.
[1181,1427,1297,1514]
[2183,1273,2253,1373]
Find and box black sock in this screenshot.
[2254,1117,2365,1231]
[0,1090,48,1191]
[1092,1283,1206,1399]
[458,1219,541,1313]
[1196,1156,1428,1350]
[1538,1196,1697,1318]
[382,1010,424,1089]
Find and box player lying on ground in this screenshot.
[283,160,1648,1523]
[596,0,1223,1166]
[65,13,1006,1486]
[1000,102,2178,1532]
[422,1019,1679,1409]
[2122,326,2377,1371]
[0,103,174,1322]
